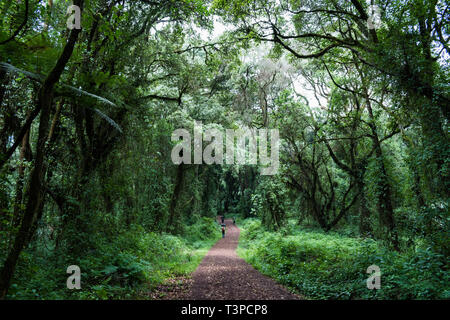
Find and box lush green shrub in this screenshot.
[238,219,449,300]
[7,217,220,300]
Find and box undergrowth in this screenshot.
[237,219,449,300]
[7,217,221,300]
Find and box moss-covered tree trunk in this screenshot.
[0,5,83,297]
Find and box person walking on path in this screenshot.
[221,224,226,238]
[190,214,301,300]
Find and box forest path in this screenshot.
[188,218,301,300]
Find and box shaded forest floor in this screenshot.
[149,219,301,300]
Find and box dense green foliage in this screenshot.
[9,217,220,299]
[0,0,448,300]
[238,218,449,299]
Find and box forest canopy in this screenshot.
[0,0,448,300]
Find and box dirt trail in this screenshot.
[188,218,301,300]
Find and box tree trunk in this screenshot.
[366,103,399,251]
[355,60,399,251]
[0,6,83,297]
[166,163,184,233]
[12,123,31,228]
[357,178,372,237]
[0,86,53,299]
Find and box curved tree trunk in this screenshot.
[0,5,83,297]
